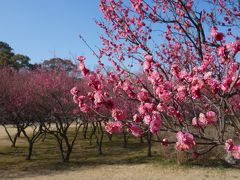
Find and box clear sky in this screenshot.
[0,0,102,68]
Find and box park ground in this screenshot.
[0,126,240,180]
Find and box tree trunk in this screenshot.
[123,131,128,148]
[98,122,104,155]
[11,134,18,147]
[64,148,72,162]
[83,123,88,139]
[12,129,21,147]
[62,136,73,162]
[2,124,20,147]
[17,127,21,137]
[147,132,152,157]
[90,122,97,145]
[41,133,47,142]
[26,142,33,160]
[108,134,112,142]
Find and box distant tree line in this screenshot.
[0,41,76,71]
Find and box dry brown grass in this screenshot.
[0,126,240,180]
[14,164,240,180]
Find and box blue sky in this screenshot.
[1,1,237,69]
[0,0,102,68]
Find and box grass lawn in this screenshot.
[0,126,238,179]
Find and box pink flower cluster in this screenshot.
[211,27,224,41]
[149,111,162,134]
[105,121,123,134]
[78,56,90,77]
[138,102,155,115]
[176,131,196,151]
[143,111,162,134]
[112,108,126,121]
[190,76,204,99]
[225,139,240,159]
[137,88,149,102]
[71,87,90,113]
[129,124,143,137]
[176,85,187,102]
[143,54,153,71]
[192,111,218,127]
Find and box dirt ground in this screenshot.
[14,164,240,180]
[1,126,240,180]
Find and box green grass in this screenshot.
[0,127,235,178]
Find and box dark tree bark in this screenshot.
[98,121,104,155]
[147,132,152,157]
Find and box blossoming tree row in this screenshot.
[71,0,240,163]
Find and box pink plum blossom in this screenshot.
[133,114,142,123]
[105,121,123,134]
[73,95,79,104]
[225,139,240,159]
[211,27,224,41]
[137,88,149,102]
[94,91,104,105]
[157,103,166,112]
[205,111,217,124]
[176,131,196,151]
[129,125,143,137]
[112,108,126,121]
[70,87,79,96]
[77,56,86,62]
[79,103,90,113]
[192,111,218,127]
[143,61,151,71]
[144,54,153,62]
[143,115,151,125]
[149,111,162,134]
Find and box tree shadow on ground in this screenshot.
[0,133,238,179]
